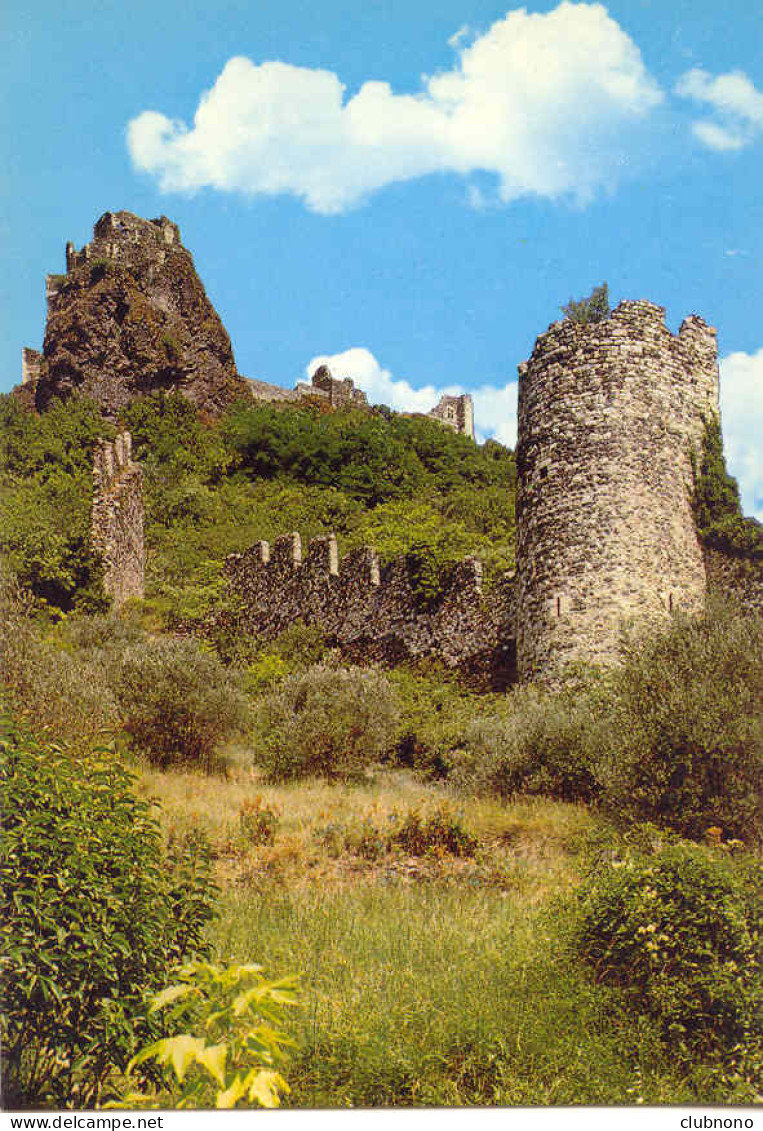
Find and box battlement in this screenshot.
[224,532,512,680]
[91,432,144,607]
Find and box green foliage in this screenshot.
[121,961,298,1109]
[315,805,477,860]
[692,416,763,558]
[389,806,478,857]
[122,392,231,483]
[600,598,763,843]
[253,664,399,781]
[223,400,513,506]
[0,395,110,611]
[454,680,606,803]
[0,716,217,1108]
[115,636,250,770]
[560,282,610,325]
[574,844,762,1086]
[0,574,119,746]
[238,797,280,847]
[389,666,504,778]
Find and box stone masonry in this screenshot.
[91,432,144,607]
[224,533,517,685]
[515,300,720,681]
[428,394,475,440]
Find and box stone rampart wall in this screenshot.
[91,432,145,607]
[515,300,720,681]
[224,533,516,683]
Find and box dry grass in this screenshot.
[133,755,598,900]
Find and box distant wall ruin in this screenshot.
[91,432,144,607]
[224,532,516,684]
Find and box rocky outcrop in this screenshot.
[26,211,248,417]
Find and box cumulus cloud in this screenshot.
[127,3,662,213]
[675,68,763,151]
[719,348,763,521]
[305,348,517,448]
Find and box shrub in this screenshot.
[389,806,478,858]
[238,797,280,847]
[454,682,604,802]
[0,575,119,746]
[389,666,505,779]
[560,282,610,325]
[573,843,762,1081]
[122,961,298,1109]
[252,664,398,781]
[115,636,249,770]
[600,598,763,843]
[0,716,217,1108]
[314,806,478,860]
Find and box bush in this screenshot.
[115,636,249,770]
[454,682,605,802]
[0,575,119,746]
[600,599,763,843]
[253,665,398,781]
[0,716,217,1108]
[390,806,477,858]
[573,843,762,1083]
[560,282,610,325]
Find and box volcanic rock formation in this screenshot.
[24,211,248,417]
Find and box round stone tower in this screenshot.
[515,300,719,682]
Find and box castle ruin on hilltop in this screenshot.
[20,211,474,438]
[25,212,753,675]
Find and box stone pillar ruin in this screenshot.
[515,300,720,682]
[91,431,145,607]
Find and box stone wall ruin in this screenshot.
[91,432,145,607]
[224,532,517,684]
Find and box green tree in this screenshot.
[560,282,610,325]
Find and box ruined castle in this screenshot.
[222,301,762,683]
[21,211,474,439]
[28,212,757,679]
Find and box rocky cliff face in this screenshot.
[28,211,248,417]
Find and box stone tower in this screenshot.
[91,432,144,607]
[515,300,719,681]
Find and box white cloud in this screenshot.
[720,348,763,521]
[675,68,763,151]
[127,3,662,213]
[305,348,518,447]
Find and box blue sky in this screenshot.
[2,0,762,516]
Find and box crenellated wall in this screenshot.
[515,300,720,681]
[224,532,517,683]
[91,432,145,607]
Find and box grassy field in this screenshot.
[134,761,719,1106]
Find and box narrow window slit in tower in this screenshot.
[556,596,561,617]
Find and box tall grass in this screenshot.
[211,883,696,1105]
